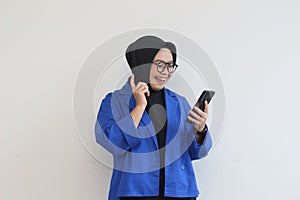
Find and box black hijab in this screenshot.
[125,35,177,84]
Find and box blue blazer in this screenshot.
[95,82,212,199]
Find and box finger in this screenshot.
[134,83,148,92]
[136,81,148,88]
[192,106,208,120]
[190,109,208,123]
[187,116,205,128]
[146,88,150,97]
[130,74,135,90]
[189,110,200,120]
[204,100,209,114]
[187,115,199,124]
[193,106,205,116]
[140,87,150,95]
[187,116,206,131]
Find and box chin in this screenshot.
[151,84,164,91]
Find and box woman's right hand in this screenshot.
[129,74,150,108]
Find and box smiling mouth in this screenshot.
[155,76,167,84]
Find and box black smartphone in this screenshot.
[131,64,151,85]
[194,90,215,111]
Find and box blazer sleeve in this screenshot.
[94,93,142,155]
[179,95,213,160]
[188,128,213,160]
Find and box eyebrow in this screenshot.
[153,59,173,64]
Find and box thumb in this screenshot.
[204,100,209,113]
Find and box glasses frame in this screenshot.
[152,60,179,74]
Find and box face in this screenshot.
[149,48,174,91]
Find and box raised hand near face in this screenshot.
[129,74,150,128]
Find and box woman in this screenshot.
[95,35,212,200]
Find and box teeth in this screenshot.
[157,77,166,81]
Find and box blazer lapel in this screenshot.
[164,88,180,145]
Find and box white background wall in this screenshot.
[1,0,300,199]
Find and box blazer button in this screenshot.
[181,164,185,170]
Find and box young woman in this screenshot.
[95,35,212,200]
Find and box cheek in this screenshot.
[149,66,156,76]
[166,73,172,80]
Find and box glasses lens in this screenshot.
[157,64,164,72]
[154,62,177,73]
[167,65,174,73]
[168,63,178,73]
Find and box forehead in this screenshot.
[153,48,173,62]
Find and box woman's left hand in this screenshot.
[187,101,209,132]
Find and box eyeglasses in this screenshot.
[152,60,179,73]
